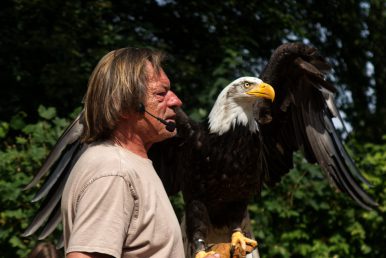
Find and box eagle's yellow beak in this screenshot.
[246,82,275,102]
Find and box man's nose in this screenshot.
[167,91,183,108]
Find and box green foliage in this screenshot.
[0,106,72,257]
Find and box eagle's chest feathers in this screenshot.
[191,127,264,201]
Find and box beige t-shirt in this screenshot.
[61,141,184,258]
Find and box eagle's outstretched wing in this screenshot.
[259,42,377,209]
[22,112,86,246]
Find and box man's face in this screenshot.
[141,62,182,143]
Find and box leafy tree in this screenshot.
[1,0,385,142]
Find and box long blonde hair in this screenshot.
[81,47,165,143]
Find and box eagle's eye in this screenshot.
[243,82,252,88]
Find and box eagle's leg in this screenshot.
[186,200,214,258]
[228,206,258,256]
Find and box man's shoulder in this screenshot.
[71,141,124,178]
[81,141,120,164]
[85,140,117,154]
[76,141,152,176]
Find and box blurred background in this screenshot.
[0,0,385,257]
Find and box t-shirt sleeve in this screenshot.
[66,175,134,258]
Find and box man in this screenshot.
[61,47,219,258]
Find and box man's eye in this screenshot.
[157,92,167,97]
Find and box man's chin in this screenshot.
[155,129,177,142]
[163,130,177,139]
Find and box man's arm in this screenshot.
[65,176,133,258]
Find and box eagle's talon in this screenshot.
[231,231,258,255]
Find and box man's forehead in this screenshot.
[146,62,169,86]
[145,61,160,77]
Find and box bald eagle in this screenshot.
[22,43,377,258]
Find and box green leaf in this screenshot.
[0,121,9,139]
[15,136,27,145]
[10,112,27,130]
[38,105,57,120]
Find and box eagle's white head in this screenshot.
[208,77,275,135]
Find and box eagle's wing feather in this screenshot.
[260,43,377,209]
[22,113,86,244]
[23,112,84,191]
[37,205,61,240]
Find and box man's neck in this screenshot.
[115,137,149,159]
[112,120,150,159]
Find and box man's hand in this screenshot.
[205,253,220,258]
[196,251,220,258]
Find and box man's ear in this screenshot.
[120,104,145,120]
[120,113,130,119]
[120,111,135,120]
